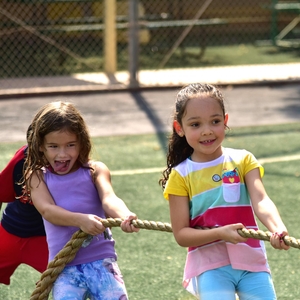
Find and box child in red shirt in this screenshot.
[0,145,48,285]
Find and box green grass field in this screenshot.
[139,44,300,70]
[1,123,300,299]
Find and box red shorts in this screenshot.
[0,223,48,285]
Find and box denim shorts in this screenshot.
[52,258,128,300]
[196,265,276,300]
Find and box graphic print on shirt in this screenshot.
[222,168,240,203]
[18,186,33,204]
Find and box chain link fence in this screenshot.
[0,0,299,84]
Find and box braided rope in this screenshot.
[30,218,172,300]
[30,218,300,300]
[237,228,300,248]
[30,230,89,300]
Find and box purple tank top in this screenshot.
[43,166,116,265]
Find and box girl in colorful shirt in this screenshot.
[160,83,289,300]
[24,101,139,300]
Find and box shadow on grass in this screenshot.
[130,91,168,153]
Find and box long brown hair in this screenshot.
[24,101,92,190]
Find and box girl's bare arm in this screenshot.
[93,161,139,232]
[245,168,289,250]
[169,194,247,248]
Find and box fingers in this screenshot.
[229,223,247,243]
[233,223,245,230]
[81,214,139,235]
[219,224,247,244]
[121,221,139,232]
[121,214,140,233]
[270,232,290,250]
[80,215,106,235]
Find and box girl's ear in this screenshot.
[224,113,229,127]
[173,120,184,137]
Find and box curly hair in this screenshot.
[159,83,226,189]
[24,101,92,190]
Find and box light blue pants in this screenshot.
[52,258,128,300]
[197,265,276,300]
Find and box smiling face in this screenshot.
[40,129,81,175]
[174,96,228,162]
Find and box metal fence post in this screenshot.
[270,0,278,46]
[128,0,139,88]
[104,0,117,75]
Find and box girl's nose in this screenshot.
[202,125,213,135]
[57,147,67,157]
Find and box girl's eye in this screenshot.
[191,123,199,127]
[212,119,221,125]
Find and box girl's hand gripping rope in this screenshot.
[270,231,290,250]
[121,213,140,233]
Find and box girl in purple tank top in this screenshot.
[24,101,139,300]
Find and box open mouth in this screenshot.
[54,160,70,172]
[201,139,215,144]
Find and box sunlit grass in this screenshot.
[1,123,300,299]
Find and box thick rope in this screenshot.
[30,218,300,300]
[30,218,172,300]
[237,228,300,249]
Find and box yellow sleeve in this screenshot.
[163,168,189,200]
[244,151,264,178]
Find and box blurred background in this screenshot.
[0,0,299,90]
[1,2,300,299]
